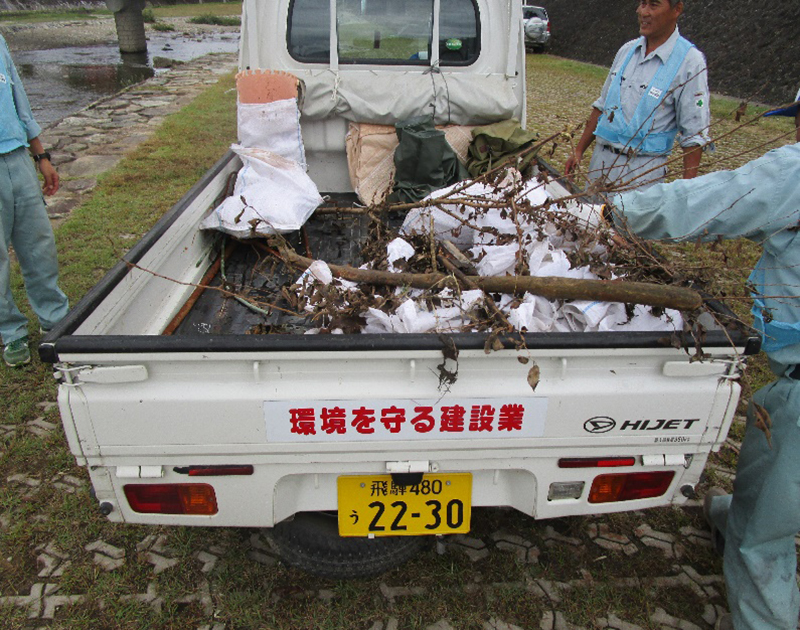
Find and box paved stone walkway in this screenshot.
[1,52,788,629]
[39,52,238,224]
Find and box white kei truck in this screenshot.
[40,0,757,578]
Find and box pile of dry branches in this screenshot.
[242,164,718,343]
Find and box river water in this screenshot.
[11,30,239,127]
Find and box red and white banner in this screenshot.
[264,398,548,443]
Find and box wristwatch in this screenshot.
[33,152,52,163]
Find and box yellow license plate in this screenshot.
[338,473,472,537]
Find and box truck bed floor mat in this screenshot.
[265,511,429,579]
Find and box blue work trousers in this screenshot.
[0,146,68,345]
[587,142,669,191]
[708,377,800,629]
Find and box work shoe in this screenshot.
[3,336,31,368]
[704,487,728,556]
[715,612,733,630]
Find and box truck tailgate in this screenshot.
[58,344,741,526]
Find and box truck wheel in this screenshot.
[265,511,428,579]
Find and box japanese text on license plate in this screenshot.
[338,474,472,537]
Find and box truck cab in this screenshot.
[240,0,526,190]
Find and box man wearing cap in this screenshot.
[608,89,800,629]
[1,34,69,368]
[565,0,712,191]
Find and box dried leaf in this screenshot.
[438,335,460,390]
[753,402,772,448]
[527,362,540,392]
[440,335,459,362]
[734,101,747,122]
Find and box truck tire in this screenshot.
[265,511,429,579]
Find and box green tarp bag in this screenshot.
[389,115,468,204]
[467,119,539,177]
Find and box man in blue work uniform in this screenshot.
[1,34,69,367]
[565,0,712,191]
[609,99,800,628]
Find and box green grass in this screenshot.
[337,20,425,61]
[0,8,108,23]
[532,54,610,81]
[188,14,241,26]
[53,73,236,304]
[151,2,242,19]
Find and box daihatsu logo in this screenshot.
[584,417,616,434]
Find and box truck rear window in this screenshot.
[288,0,480,66]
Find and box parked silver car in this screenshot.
[523,5,550,53]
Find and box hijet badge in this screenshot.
[263,398,548,443]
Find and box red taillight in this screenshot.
[124,484,218,515]
[547,23,551,32]
[558,457,636,469]
[174,465,254,477]
[589,471,674,504]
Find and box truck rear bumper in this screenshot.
[87,450,706,528]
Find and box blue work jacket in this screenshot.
[0,34,41,154]
[612,143,800,368]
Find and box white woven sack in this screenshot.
[237,98,307,169]
[200,144,322,238]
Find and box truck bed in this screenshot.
[40,150,760,361]
[173,195,370,337]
